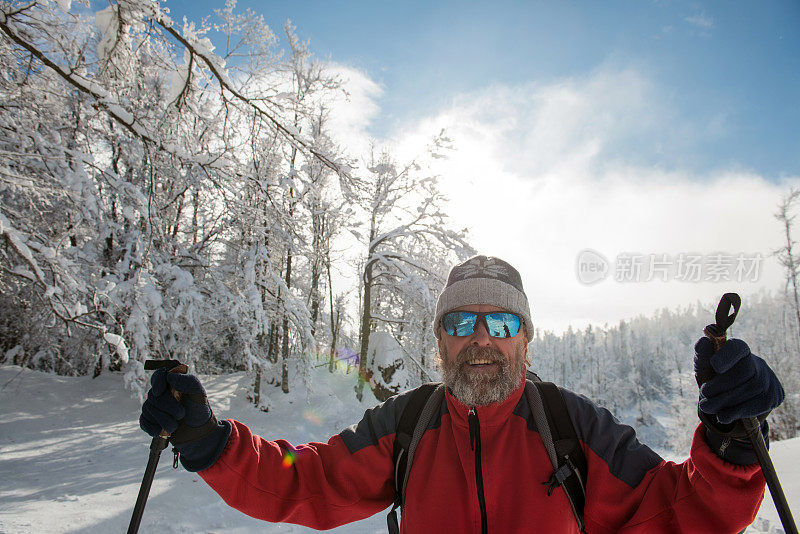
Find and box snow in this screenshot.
[368,331,404,369]
[168,51,191,103]
[103,333,130,363]
[4,346,23,362]
[181,19,216,59]
[0,365,385,533]
[94,5,119,63]
[0,212,46,284]
[0,364,797,533]
[755,438,800,533]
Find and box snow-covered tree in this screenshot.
[774,188,800,348]
[531,291,799,454]
[352,145,474,401]
[0,0,349,402]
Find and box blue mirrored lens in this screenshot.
[442,312,521,338]
[485,313,520,338]
[442,312,478,337]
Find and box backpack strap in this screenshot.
[525,378,587,532]
[387,382,445,534]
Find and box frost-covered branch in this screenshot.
[144,5,346,178]
[0,8,224,171]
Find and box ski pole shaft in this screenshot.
[127,435,170,534]
[127,360,187,534]
[740,417,798,534]
[704,295,798,534]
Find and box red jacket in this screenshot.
[199,377,766,532]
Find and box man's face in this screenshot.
[437,304,529,407]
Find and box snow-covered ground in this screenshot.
[0,364,386,533]
[0,365,796,533]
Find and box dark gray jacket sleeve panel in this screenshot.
[338,388,415,454]
[561,388,663,488]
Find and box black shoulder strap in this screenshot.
[387,382,443,534]
[526,369,543,382]
[532,380,587,533]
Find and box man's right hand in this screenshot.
[139,367,231,472]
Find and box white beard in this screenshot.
[439,343,525,406]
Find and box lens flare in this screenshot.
[300,346,360,375]
[281,450,295,468]
[292,345,380,396]
[303,409,323,426]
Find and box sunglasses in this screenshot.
[441,311,523,339]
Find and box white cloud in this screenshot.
[322,62,383,157]
[386,65,800,333]
[319,62,799,333]
[684,11,714,38]
[685,12,714,31]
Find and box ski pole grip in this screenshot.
[704,292,741,352]
[703,323,727,353]
[696,325,723,387]
[144,359,188,437]
[701,293,799,534]
[697,293,741,386]
[144,359,186,372]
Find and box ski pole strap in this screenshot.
[168,392,219,446]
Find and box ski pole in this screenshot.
[702,293,797,534]
[127,359,188,534]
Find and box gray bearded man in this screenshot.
[140,255,784,533]
[435,256,531,407]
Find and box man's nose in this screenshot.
[470,318,492,346]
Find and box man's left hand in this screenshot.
[694,337,784,426]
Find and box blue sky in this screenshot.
[165,0,800,178]
[153,0,800,331]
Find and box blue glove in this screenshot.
[694,337,784,464]
[140,367,231,472]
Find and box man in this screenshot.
[140,255,785,533]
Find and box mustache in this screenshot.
[455,345,506,366]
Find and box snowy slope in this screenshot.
[0,365,797,533]
[0,365,386,533]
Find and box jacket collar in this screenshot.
[444,371,526,428]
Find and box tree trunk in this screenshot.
[356,261,373,401]
[327,257,337,373]
[267,321,279,363]
[281,131,299,394]
[281,246,292,394]
[253,366,262,406]
[172,193,184,239]
[309,212,324,338]
[420,344,426,382]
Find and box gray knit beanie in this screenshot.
[434,255,533,340]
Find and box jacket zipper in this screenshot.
[468,408,488,534]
